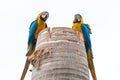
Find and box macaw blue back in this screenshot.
[81,24,93,57]
[28,20,38,49]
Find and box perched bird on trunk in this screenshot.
[20,11,49,80]
[72,14,97,80]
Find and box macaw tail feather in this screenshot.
[20,58,30,80]
[87,50,97,80]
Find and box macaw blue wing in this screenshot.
[81,24,93,58]
[28,20,38,49]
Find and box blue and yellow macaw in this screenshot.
[72,14,97,80]
[20,11,49,80]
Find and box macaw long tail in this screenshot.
[20,58,30,80]
[87,50,97,80]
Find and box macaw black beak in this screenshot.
[41,11,49,21]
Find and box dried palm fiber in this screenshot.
[29,27,90,80]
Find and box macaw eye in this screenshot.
[77,15,80,19]
[42,12,46,16]
[74,15,80,19]
[74,16,77,19]
[41,14,46,18]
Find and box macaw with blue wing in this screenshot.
[20,11,49,80]
[72,14,97,80]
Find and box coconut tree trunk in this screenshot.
[30,27,90,80]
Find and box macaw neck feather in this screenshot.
[80,18,84,24]
[37,14,44,25]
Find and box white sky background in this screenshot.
[0,0,120,80]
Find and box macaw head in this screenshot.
[73,14,84,24]
[37,11,49,22]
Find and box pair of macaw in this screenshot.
[20,11,49,80]
[21,11,96,80]
[72,14,97,80]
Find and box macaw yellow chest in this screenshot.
[73,23,85,41]
[35,23,46,36]
[73,23,83,33]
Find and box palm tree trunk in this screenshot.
[30,27,90,80]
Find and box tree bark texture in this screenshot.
[30,27,90,80]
